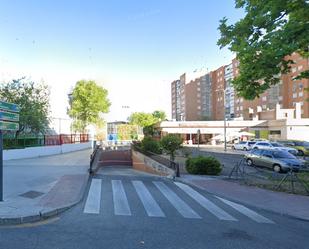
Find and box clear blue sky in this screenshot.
[0,0,243,121]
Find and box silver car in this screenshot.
[244,148,304,173]
[252,141,298,155]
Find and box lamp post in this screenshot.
[216,88,227,152]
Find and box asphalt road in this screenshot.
[0,167,308,249]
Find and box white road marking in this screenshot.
[112,180,131,216]
[216,196,274,224]
[132,181,165,217]
[175,182,237,221]
[153,181,201,219]
[83,179,102,214]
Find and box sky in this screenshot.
[0,0,244,122]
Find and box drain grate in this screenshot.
[19,190,45,199]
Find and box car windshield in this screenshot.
[248,142,256,145]
[271,142,283,147]
[273,151,296,159]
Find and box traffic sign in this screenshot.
[0,111,19,122]
[0,100,20,113]
[0,121,19,131]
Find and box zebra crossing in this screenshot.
[83,178,274,224]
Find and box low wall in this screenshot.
[132,149,175,177]
[3,142,92,160]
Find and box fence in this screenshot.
[132,142,180,177]
[3,134,89,149]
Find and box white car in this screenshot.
[233,141,256,151]
[252,141,298,155]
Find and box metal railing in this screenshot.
[132,144,180,177]
[89,144,101,175]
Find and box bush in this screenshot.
[141,137,162,154]
[185,156,222,175]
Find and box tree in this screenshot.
[68,80,110,132]
[160,134,183,161]
[0,77,50,136]
[218,0,309,100]
[128,112,156,128]
[117,124,138,140]
[152,110,166,121]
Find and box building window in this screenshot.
[299,83,304,90]
[262,105,267,109]
[292,67,297,73]
[240,106,243,111]
[278,96,283,101]
[298,65,303,71]
[299,92,303,97]
[293,93,297,98]
[293,83,297,92]
[262,96,267,101]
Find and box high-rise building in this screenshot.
[171,70,212,121]
[171,53,309,121]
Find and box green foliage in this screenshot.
[68,80,110,132]
[160,134,183,161]
[117,124,138,140]
[128,112,156,128]
[217,0,309,99]
[128,110,167,129]
[143,125,155,137]
[141,137,162,154]
[152,110,166,121]
[185,156,222,175]
[0,77,50,135]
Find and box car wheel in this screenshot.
[273,164,282,173]
[243,147,248,151]
[297,150,304,156]
[232,146,235,150]
[246,159,253,166]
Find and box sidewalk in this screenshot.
[0,149,92,225]
[178,174,309,221]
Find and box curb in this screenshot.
[0,174,90,226]
[175,177,309,223]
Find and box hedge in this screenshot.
[185,156,222,175]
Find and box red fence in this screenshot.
[44,134,89,146]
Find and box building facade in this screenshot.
[171,53,309,121]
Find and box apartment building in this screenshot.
[171,53,309,121]
[171,70,212,121]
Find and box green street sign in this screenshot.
[0,111,19,122]
[0,121,19,131]
[0,101,20,113]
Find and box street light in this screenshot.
[216,88,227,152]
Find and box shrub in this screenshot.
[141,137,162,154]
[185,156,222,175]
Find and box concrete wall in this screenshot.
[3,142,92,160]
[132,150,175,177]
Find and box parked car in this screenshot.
[278,140,309,156]
[252,141,298,155]
[244,148,304,173]
[232,141,256,151]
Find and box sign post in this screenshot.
[0,100,20,201]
